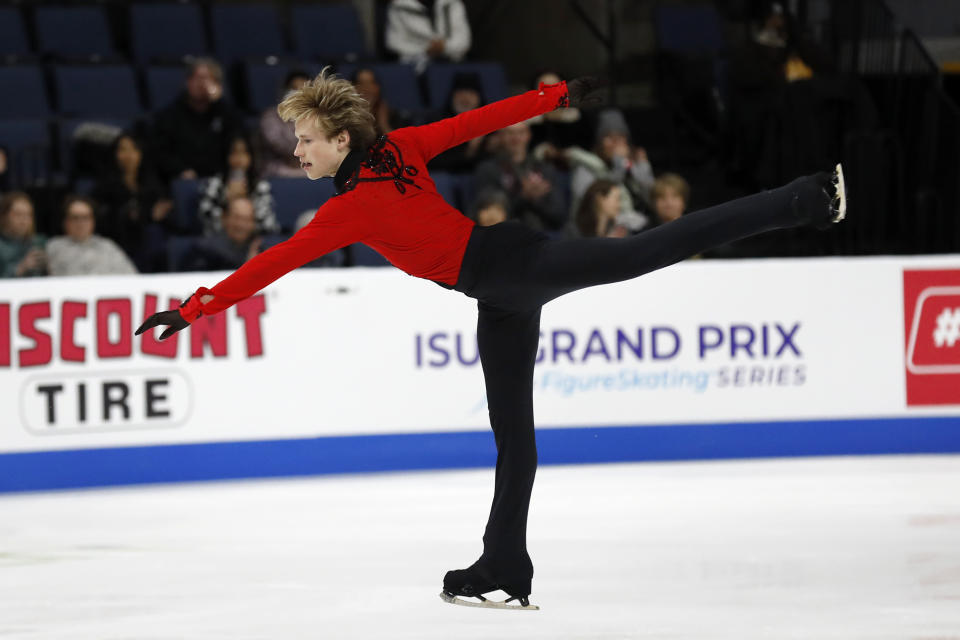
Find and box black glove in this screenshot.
[135,294,194,341]
[566,76,607,109]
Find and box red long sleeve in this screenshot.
[181,197,360,319]
[178,80,570,323]
[393,81,570,161]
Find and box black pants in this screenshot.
[450,175,821,591]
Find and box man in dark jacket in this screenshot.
[180,195,260,272]
[152,58,246,183]
[472,120,567,232]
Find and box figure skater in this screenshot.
[135,69,846,610]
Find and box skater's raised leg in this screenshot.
[524,169,844,305]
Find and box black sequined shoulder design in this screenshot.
[340,135,422,195]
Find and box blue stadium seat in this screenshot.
[424,63,509,111]
[269,177,336,231]
[0,66,50,117]
[130,3,208,63]
[35,6,116,60]
[261,232,291,250]
[653,5,724,54]
[338,63,422,112]
[53,65,141,117]
[73,178,96,195]
[0,7,32,58]
[244,62,321,113]
[166,235,200,272]
[144,66,186,111]
[0,119,50,186]
[246,62,290,113]
[171,179,202,234]
[211,4,288,64]
[290,3,367,61]
[349,243,391,267]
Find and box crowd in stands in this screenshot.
[0,0,718,280]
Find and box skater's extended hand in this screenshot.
[135,295,193,340]
[566,76,607,109]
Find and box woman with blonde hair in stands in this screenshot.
[136,68,847,610]
[0,191,47,278]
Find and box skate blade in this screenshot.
[832,162,847,222]
[439,591,539,611]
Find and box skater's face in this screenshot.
[293,120,351,180]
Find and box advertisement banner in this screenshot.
[1,255,959,489]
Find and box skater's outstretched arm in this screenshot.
[394,77,603,162]
[136,200,359,339]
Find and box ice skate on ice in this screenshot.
[440,562,539,610]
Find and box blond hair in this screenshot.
[277,67,377,151]
[651,173,690,203]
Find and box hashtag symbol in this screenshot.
[933,307,960,348]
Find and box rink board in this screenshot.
[2,255,960,492]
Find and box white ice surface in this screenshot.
[1,456,959,639]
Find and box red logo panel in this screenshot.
[904,269,960,406]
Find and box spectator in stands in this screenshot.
[181,195,261,272]
[385,0,472,73]
[351,67,409,135]
[0,191,46,278]
[46,195,137,276]
[528,71,590,150]
[428,71,490,174]
[152,58,246,182]
[650,173,690,227]
[473,121,567,232]
[293,209,346,267]
[573,179,629,238]
[198,135,278,237]
[260,70,311,178]
[469,188,509,227]
[566,108,652,233]
[92,133,173,273]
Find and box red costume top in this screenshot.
[178,80,570,322]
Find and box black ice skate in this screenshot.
[440,562,539,611]
[804,162,847,229]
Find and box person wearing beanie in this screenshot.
[564,108,654,233]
